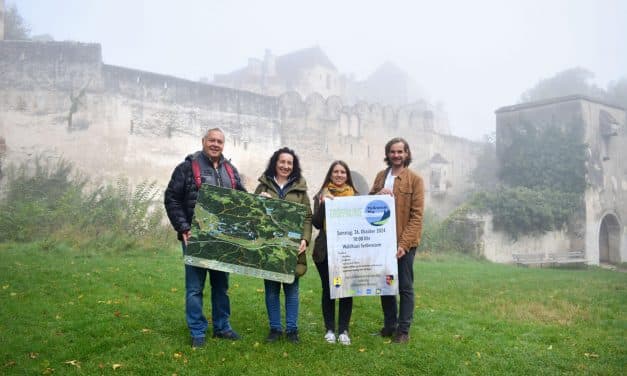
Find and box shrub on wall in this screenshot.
[468,121,586,239]
[498,122,586,193]
[471,187,582,239]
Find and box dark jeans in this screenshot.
[315,257,353,333]
[381,247,416,334]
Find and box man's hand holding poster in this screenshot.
[325,195,398,299]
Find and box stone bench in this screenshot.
[512,253,546,266]
[546,250,587,265]
[512,250,587,267]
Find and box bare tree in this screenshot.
[4,3,31,40]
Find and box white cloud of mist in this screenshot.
[14,0,627,140]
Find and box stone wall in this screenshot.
[495,96,627,264]
[0,40,483,218]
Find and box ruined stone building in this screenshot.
[0,39,481,220]
[213,47,450,135]
[1,33,624,265]
[214,46,344,100]
[480,96,626,265]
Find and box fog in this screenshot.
[14,0,627,140]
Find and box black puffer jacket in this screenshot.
[164,151,246,240]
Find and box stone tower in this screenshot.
[0,0,5,40]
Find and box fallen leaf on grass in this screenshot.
[454,335,463,341]
[383,339,391,344]
[10,292,17,297]
[256,288,264,293]
[141,328,152,333]
[358,348,366,352]
[112,363,122,370]
[98,363,104,369]
[253,342,260,348]
[170,288,178,293]
[42,367,54,375]
[64,360,81,368]
[4,360,16,367]
[114,311,121,318]
[547,345,553,350]
[476,352,481,358]
[29,352,38,359]
[584,353,599,358]
[173,352,182,359]
[2,285,9,289]
[283,352,288,358]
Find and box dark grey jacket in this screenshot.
[164,151,246,239]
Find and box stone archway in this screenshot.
[599,214,621,264]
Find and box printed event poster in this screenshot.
[185,185,307,284]
[325,195,398,299]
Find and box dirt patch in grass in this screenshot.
[493,299,589,325]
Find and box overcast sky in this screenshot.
[12,0,627,140]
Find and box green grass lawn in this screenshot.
[1,242,625,375]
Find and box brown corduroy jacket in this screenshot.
[369,167,425,250]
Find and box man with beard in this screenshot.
[369,137,424,344]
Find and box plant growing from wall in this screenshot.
[468,121,586,239]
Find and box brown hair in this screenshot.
[317,160,358,195]
[384,137,412,167]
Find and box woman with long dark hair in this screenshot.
[312,160,358,345]
[254,147,312,343]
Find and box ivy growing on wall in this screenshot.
[470,121,586,239]
[498,121,586,193]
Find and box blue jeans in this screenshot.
[183,244,232,338]
[264,278,299,333]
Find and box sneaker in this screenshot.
[286,331,300,343]
[213,329,241,340]
[191,336,206,348]
[379,326,396,338]
[324,330,336,344]
[338,331,351,345]
[266,329,283,343]
[393,332,410,344]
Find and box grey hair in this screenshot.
[203,128,224,139]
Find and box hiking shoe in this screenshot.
[393,332,410,344]
[286,331,300,343]
[379,326,396,337]
[191,336,206,348]
[266,329,283,343]
[338,331,351,345]
[324,330,336,344]
[213,329,241,340]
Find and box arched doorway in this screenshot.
[599,214,621,264]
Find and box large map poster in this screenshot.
[325,195,398,299]
[185,185,306,283]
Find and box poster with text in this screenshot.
[325,195,398,299]
[185,185,306,283]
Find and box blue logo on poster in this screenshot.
[364,200,391,226]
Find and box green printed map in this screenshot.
[185,185,306,283]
